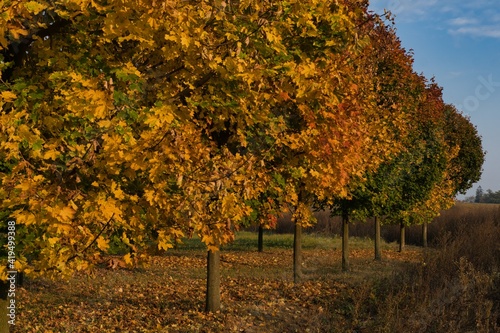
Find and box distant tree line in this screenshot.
[463,186,500,203]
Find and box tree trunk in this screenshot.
[0,280,9,333]
[205,250,221,312]
[258,224,264,252]
[422,221,428,248]
[342,210,350,272]
[399,222,405,253]
[374,217,382,261]
[293,222,303,283]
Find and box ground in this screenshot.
[13,233,423,333]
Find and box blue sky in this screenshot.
[369,1,500,199]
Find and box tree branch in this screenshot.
[66,213,115,264]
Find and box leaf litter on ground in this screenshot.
[13,237,423,333]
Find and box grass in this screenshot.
[159,231,407,283]
[176,231,325,251]
[176,231,384,252]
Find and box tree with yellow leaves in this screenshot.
[1,1,483,318]
[0,0,400,312]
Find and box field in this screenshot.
[12,203,500,332]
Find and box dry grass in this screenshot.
[370,202,500,333]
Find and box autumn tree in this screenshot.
[1,1,483,319]
[0,0,289,313]
[263,0,420,279]
[380,100,484,251]
[442,104,484,196]
[246,186,283,253]
[323,11,427,267]
[0,0,410,313]
[410,104,484,247]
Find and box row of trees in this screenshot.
[0,0,484,314]
[466,186,500,204]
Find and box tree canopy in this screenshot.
[0,0,484,290]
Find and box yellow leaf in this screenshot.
[14,261,24,271]
[96,236,109,251]
[125,61,141,78]
[144,190,155,203]
[15,181,31,192]
[24,1,47,15]
[123,253,132,265]
[170,228,184,238]
[1,91,17,102]
[157,230,173,250]
[0,267,7,281]
[48,237,60,246]
[33,175,44,182]
[181,34,190,48]
[207,245,220,252]
[98,119,112,128]
[57,206,75,222]
[54,223,73,234]
[43,149,59,160]
[8,27,29,39]
[14,211,36,226]
[111,181,125,200]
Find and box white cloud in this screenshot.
[370,0,500,39]
[449,17,479,26]
[370,0,439,20]
[450,26,500,38]
[447,11,500,39]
